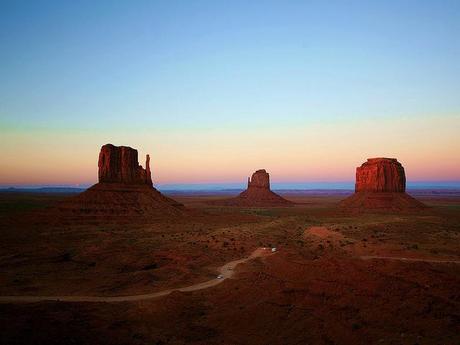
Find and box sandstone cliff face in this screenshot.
[355,158,405,193]
[248,169,270,189]
[340,157,424,212]
[98,144,152,185]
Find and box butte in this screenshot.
[214,169,293,207]
[339,158,425,212]
[57,144,184,218]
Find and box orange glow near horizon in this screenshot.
[1,115,459,185]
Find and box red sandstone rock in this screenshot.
[98,144,152,185]
[247,169,270,189]
[339,191,425,212]
[57,144,183,218]
[340,158,425,212]
[59,183,184,218]
[355,158,405,193]
[213,169,293,207]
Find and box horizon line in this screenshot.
[2,180,460,191]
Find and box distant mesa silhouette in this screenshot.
[58,144,183,217]
[213,169,293,207]
[340,158,425,212]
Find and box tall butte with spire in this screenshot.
[340,158,425,212]
[58,144,183,218]
[214,169,293,207]
[98,144,153,185]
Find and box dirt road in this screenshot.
[0,247,274,304]
[360,255,460,264]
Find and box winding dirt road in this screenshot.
[360,255,460,264]
[0,247,274,304]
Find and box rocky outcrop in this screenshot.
[98,144,152,185]
[57,144,183,219]
[340,158,425,212]
[213,169,293,207]
[247,169,270,189]
[355,158,405,193]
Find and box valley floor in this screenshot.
[0,191,459,345]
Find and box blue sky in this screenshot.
[2,0,459,128]
[1,1,459,185]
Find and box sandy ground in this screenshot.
[0,247,274,303]
[0,191,459,344]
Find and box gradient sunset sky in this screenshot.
[1,1,459,186]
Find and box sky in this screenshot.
[1,0,459,186]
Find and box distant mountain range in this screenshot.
[0,187,86,194]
